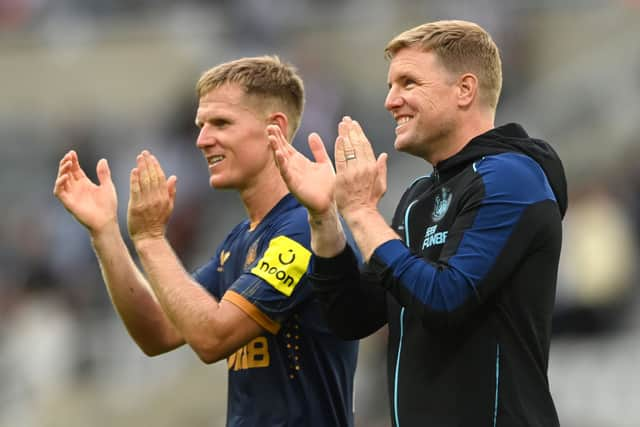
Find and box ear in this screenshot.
[457,73,478,108]
[267,112,290,141]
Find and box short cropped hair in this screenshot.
[196,55,305,139]
[385,20,502,110]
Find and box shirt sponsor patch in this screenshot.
[250,236,311,296]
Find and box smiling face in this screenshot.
[384,47,460,162]
[195,83,273,191]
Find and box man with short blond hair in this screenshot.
[269,20,565,426]
[196,55,305,140]
[54,55,357,427]
[385,20,503,109]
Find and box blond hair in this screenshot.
[196,55,305,139]
[385,20,502,109]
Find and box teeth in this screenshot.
[208,155,224,165]
[397,116,411,125]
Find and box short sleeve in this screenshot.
[223,208,313,334]
[192,252,223,299]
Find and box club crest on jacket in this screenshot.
[432,187,452,222]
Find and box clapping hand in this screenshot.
[127,150,178,243]
[334,117,388,219]
[53,150,118,234]
[267,125,336,216]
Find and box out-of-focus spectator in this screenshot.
[555,177,639,335]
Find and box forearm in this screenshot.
[133,236,224,356]
[90,223,183,354]
[342,207,401,262]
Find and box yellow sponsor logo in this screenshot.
[250,235,311,296]
[227,336,270,370]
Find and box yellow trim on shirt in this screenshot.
[223,290,281,335]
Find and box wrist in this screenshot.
[89,220,121,243]
[308,205,339,229]
[132,234,166,252]
[308,206,347,258]
[341,206,378,230]
[340,207,399,262]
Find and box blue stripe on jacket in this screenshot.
[373,152,557,311]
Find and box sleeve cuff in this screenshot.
[310,244,359,278]
[371,239,408,268]
[223,290,281,335]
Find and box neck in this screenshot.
[239,168,290,230]
[430,113,494,166]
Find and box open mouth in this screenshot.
[395,115,413,129]
[207,155,225,166]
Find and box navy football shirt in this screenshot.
[193,194,358,426]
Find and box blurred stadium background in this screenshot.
[1,1,640,426]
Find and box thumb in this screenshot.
[167,175,178,202]
[308,133,330,165]
[96,158,112,186]
[376,153,388,194]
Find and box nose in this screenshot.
[384,88,404,111]
[196,125,214,149]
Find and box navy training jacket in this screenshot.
[311,123,566,427]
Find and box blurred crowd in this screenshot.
[1,1,639,426]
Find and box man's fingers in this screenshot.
[346,119,362,158]
[69,151,87,181]
[338,117,359,165]
[57,159,72,178]
[136,153,151,191]
[351,120,376,162]
[54,156,75,196]
[267,127,288,174]
[149,153,167,184]
[267,124,291,160]
[271,144,287,166]
[339,118,356,158]
[167,175,178,203]
[130,168,141,201]
[58,151,73,172]
[267,134,284,160]
[141,150,159,185]
[53,174,69,197]
[337,118,349,153]
[149,152,164,183]
[58,151,75,177]
[308,133,331,165]
[96,158,111,186]
[132,151,173,205]
[377,152,389,195]
[334,135,347,174]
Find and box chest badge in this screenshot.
[244,241,258,269]
[432,187,452,222]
